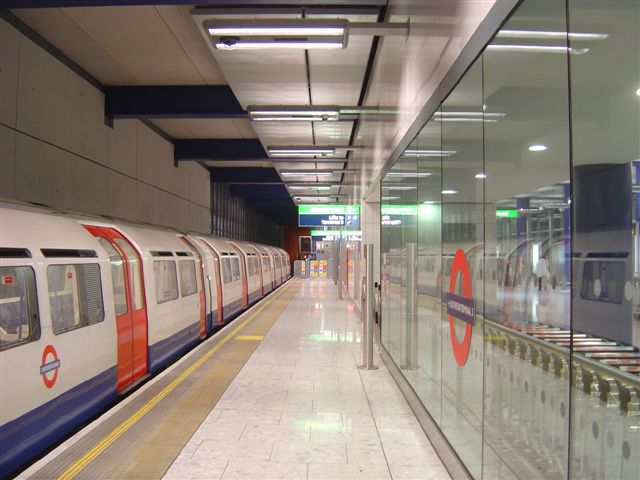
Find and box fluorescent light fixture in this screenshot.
[442,189,458,195]
[281,171,334,176]
[254,116,332,122]
[528,144,548,152]
[403,149,456,157]
[435,112,505,118]
[269,147,336,157]
[475,173,488,179]
[487,44,589,54]
[249,105,340,122]
[497,30,608,41]
[382,196,401,200]
[288,185,332,190]
[206,19,348,50]
[636,87,640,96]
[386,172,432,178]
[423,201,436,204]
[383,186,417,191]
[214,39,343,50]
[434,117,499,123]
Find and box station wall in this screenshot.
[0,18,211,233]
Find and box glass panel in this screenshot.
[482,0,572,477]
[153,260,179,304]
[98,238,127,315]
[114,238,144,310]
[0,266,39,350]
[48,264,104,333]
[231,257,241,281]
[178,260,198,297]
[568,1,639,479]
[416,116,443,424]
[222,257,232,284]
[440,57,484,479]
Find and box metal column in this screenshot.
[403,243,418,369]
[359,244,378,370]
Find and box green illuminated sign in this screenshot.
[496,209,518,218]
[311,230,362,237]
[380,205,417,215]
[298,204,360,215]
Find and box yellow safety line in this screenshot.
[235,335,264,341]
[58,280,298,480]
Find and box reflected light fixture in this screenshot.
[487,45,589,54]
[206,19,348,50]
[497,30,608,41]
[403,149,456,157]
[528,144,548,152]
[636,87,640,96]
[383,185,417,190]
[382,196,401,200]
[442,189,458,195]
[475,172,488,179]
[386,172,432,178]
[281,171,334,176]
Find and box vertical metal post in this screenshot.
[360,244,378,370]
[403,243,418,369]
[338,232,344,299]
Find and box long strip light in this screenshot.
[281,171,334,176]
[288,185,332,190]
[214,40,344,50]
[497,30,608,41]
[487,44,589,54]
[269,147,336,157]
[403,149,456,157]
[386,172,432,178]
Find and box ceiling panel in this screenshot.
[152,118,257,139]
[313,122,354,145]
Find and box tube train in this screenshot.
[0,200,291,476]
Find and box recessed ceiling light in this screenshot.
[475,173,488,179]
[442,189,458,195]
[528,144,548,152]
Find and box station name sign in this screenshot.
[310,230,362,241]
[298,205,360,227]
[381,205,417,227]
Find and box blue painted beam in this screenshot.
[255,207,298,226]
[246,197,294,208]
[1,0,385,7]
[175,139,267,161]
[211,167,281,183]
[231,184,290,199]
[105,85,245,119]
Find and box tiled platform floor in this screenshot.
[164,278,451,480]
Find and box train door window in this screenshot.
[580,260,625,303]
[0,266,40,350]
[113,238,144,310]
[246,257,253,277]
[253,257,260,276]
[47,264,104,334]
[262,256,269,271]
[153,260,178,304]
[221,257,232,284]
[178,260,197,297]
[97,238,127,315]
[231,257,240,281]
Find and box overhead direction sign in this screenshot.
[298,204,360,227]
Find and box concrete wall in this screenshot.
[0,18,210,233]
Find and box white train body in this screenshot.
[0,201,290,476]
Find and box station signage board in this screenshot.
[381,205,417,227]
[298,205,360,227]
[496,209,518,218]
[310,230,362,242]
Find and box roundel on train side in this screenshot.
[40,344,61,388]
[446,249,476,367]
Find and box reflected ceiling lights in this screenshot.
[475,173,488,179]
[383,186,417,190]
[386,172,432,178]
[403,149,456,157]
[433,111,505,123]
[497,30,608,41]
[206,19,348,50]
[636,87,640,96]
[288,185,332,191]
[487,45,589,54]
[441,189,458,195]
[528,144,548,152]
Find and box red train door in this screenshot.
[84,226,148,391]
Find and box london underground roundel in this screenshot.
[40,344,61,388]
[446,249,476,367]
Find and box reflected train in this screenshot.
[387,235,634,343]
[0,201,291,475]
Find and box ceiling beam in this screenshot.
[245,197,294,208]
[175,139,267,161]
[105,85,245,119]
[1,0,386,6]
[230,184,290,199]
[210,167,281,183]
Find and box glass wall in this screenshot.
[379,0,639,478]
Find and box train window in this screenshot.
[262,256,270,271]
[47,264,104,334]
[153,260,179,304]
[246,258,253,277]
[253,257,260,275]
[0,266,40,351]
[113,239,144,310]
[178,260,197,297]
[231,257,240,281]
[221,258,232,284]
[580,261,625,304]
[96,238,127,315]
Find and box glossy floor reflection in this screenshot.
[164,278,450,480]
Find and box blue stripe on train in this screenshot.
[223,298,243,322]
[148,321,201,373]
[0,367,117,476]
[248,289,261,305]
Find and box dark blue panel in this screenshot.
[255,207,298,226]
[245,197,294,207]
[175,139,267,161]
[105,85,245,119]
[211,167,281,183]
[231,184,290,198]
[0,367,117,476]
[148,322,201,373]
